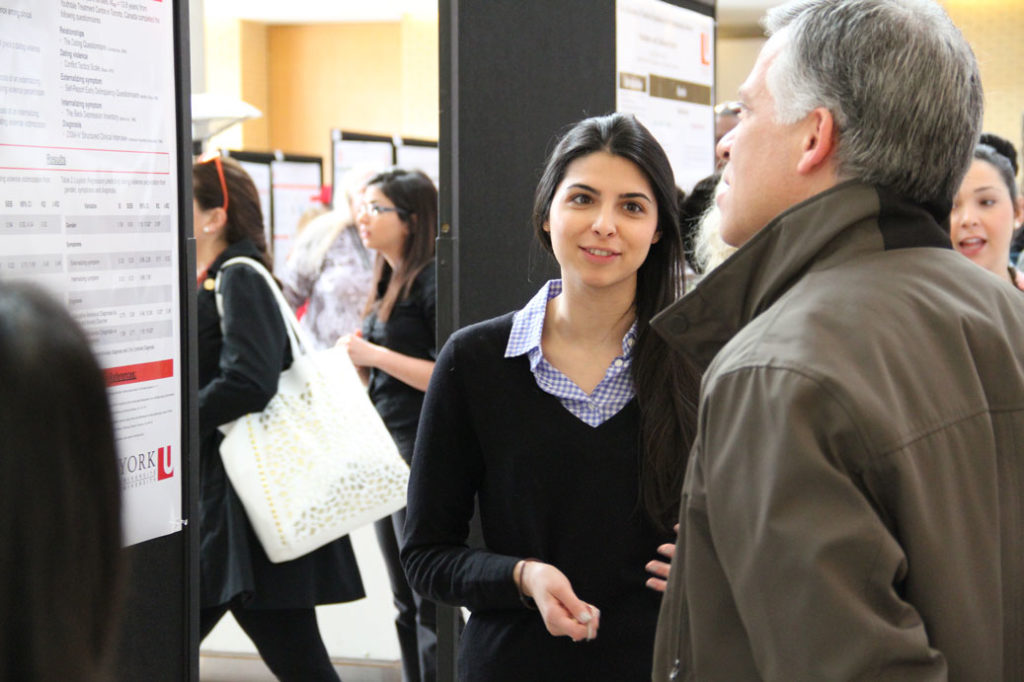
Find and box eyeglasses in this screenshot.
[198,151,229,212]
[714,101,742,117]
[360,202,407,218]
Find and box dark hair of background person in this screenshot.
[531,112,700,532]
[193,156,273,270]
[0,281,124,682]
[976,132,1019,203]
[362,168,438,322]
[679,173,721,274]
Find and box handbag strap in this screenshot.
[214,256,313,360]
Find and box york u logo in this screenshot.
[157,445,174,480]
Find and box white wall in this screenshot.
[201,524,401,661]
[716,37,766,104]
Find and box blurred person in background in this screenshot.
[950,133,1024,290]
[282,168,377,344]
[338,168,439,682]
[0,281,123,682]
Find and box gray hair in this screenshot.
[763,0,983,211]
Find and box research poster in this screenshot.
[237,158,272,248]
[616,0,715,191]
[332,135,394,207]
[269,158,321,278]
[395,142,440,191]
[0,0,183,545]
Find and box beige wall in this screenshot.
[943,0,1024,148]
[716,37,765,105]
[239,21,269,150]
[202,17,439,178]
[718,6,1024,154]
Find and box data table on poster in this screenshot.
[0,0,183,545]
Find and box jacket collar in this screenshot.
[207,239,267,278]
[653,181,952,370]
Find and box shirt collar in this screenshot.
[506,279,638,363]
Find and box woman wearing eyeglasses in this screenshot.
[338,168,439,682]
[193,155,364,682]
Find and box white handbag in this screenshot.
[215,256,409,563]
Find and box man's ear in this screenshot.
[796,107,837,175]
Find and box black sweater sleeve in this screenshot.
[198,264,288,437]
[400,324,523,611]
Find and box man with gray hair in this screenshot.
[651,0,1024,679]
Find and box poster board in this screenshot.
[270,154,322,277]
[395,137,440,190]
[226,150,274,250]
[616,0,716,192]
[331,130,394,209]
[0,0,184,547]
[0,0,198,678]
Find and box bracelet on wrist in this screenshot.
[515,559,538,610]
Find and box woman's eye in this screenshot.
[623,201,645,214]
[980,198,996,207]
[569,193,593,205]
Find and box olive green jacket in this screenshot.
[651,181,1024,681]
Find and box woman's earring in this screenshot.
[203,226,212,233]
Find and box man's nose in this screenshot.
[716,127,735,164]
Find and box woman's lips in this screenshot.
[958,236,986,257]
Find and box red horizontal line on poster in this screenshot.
[0,142,169,156]
[104,359,174,387]
[0,166,170,175]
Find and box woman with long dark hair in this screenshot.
[400,113,699,680]
[0,282,123,682]
[193,154,364,681]
[338,168,439,682]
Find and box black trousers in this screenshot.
[200,598,340,682]
[376,507,438,682]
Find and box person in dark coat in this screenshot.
[193,155,365,682]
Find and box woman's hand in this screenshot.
[645,524,679,593]
[337,330,380,369]
[337,330,436,392]
[516,560,600,642]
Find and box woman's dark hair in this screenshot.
[363,168,437,322]
[532,113,700,532]
[0,282,124,681]
[193,156,273,269]
[976,133,1019,204]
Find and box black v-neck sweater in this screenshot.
[402,313,669,681]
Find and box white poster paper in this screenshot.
[237,159,272,248]
[616,0,715,191]
[395,143,439,191]
[0,0,182,545]
[270,159,321,278]
[332,137,394,205]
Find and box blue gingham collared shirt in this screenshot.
[505,280,637,427]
